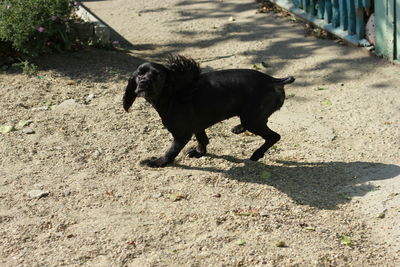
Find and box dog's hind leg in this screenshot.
[231,124,246,134]
[188,130,209,158]
[248,124,280,161]
[241,117,280,161]
[141,134,191,167]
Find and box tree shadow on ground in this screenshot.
[34,49,143,83]
[132,0,387,86]
[26,0,388,85]
[175,155,400,210]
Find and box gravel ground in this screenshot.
[1,0,399,266]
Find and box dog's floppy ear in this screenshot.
[123,72,138,112]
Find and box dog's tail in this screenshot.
[271,76,295,85]
[272,76,295,110]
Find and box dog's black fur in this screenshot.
[123,55,295,167]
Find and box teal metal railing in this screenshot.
[271,0,399,62]
[375,0,399,62]
[271,0,373,45]
[293,0,372,39]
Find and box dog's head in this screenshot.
[123,62,168,111]
[123,55,201,112]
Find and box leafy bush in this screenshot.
[0,0,77,56]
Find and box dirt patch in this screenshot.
[1,0,400,266]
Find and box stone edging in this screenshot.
[75,3,110,44]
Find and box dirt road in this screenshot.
[1,0,399,266]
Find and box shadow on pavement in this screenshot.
[78,0,387,87]
[176,156,400,210]
[35,49,143,83]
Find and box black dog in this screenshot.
[123,55,295,167]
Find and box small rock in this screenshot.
[54,99,80,110]
[85,94,96,103]
[236,239,246,246]
[22,127,35,134]
[92,150,101,159]
[274,241,286,247]
[63,191,71,197]
[153,192,163,198]
[376,213,385,219]
[259,211,269,217]
[376,211,386,218]
[168,193,186,202]
[27,189,49,199]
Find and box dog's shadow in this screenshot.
[175,154,400,210]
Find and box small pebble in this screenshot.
[153,192,163,198]
[259,211,268,217]
[85,94,96,103]
[27,189,49,199]
[274,241,286,247]
[92,150,101,158]
[376,212,386,218]
[22,127,35,134]
[236,239,246,246]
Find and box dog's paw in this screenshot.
[231,124,245,134]
[187,148,204,158]
[250,152,263,161]
[140,157,168,168]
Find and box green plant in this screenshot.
[0,0,77,56]
[13,60,38,76]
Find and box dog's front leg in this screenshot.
[188,130,209,158]
[141,135,191,168]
